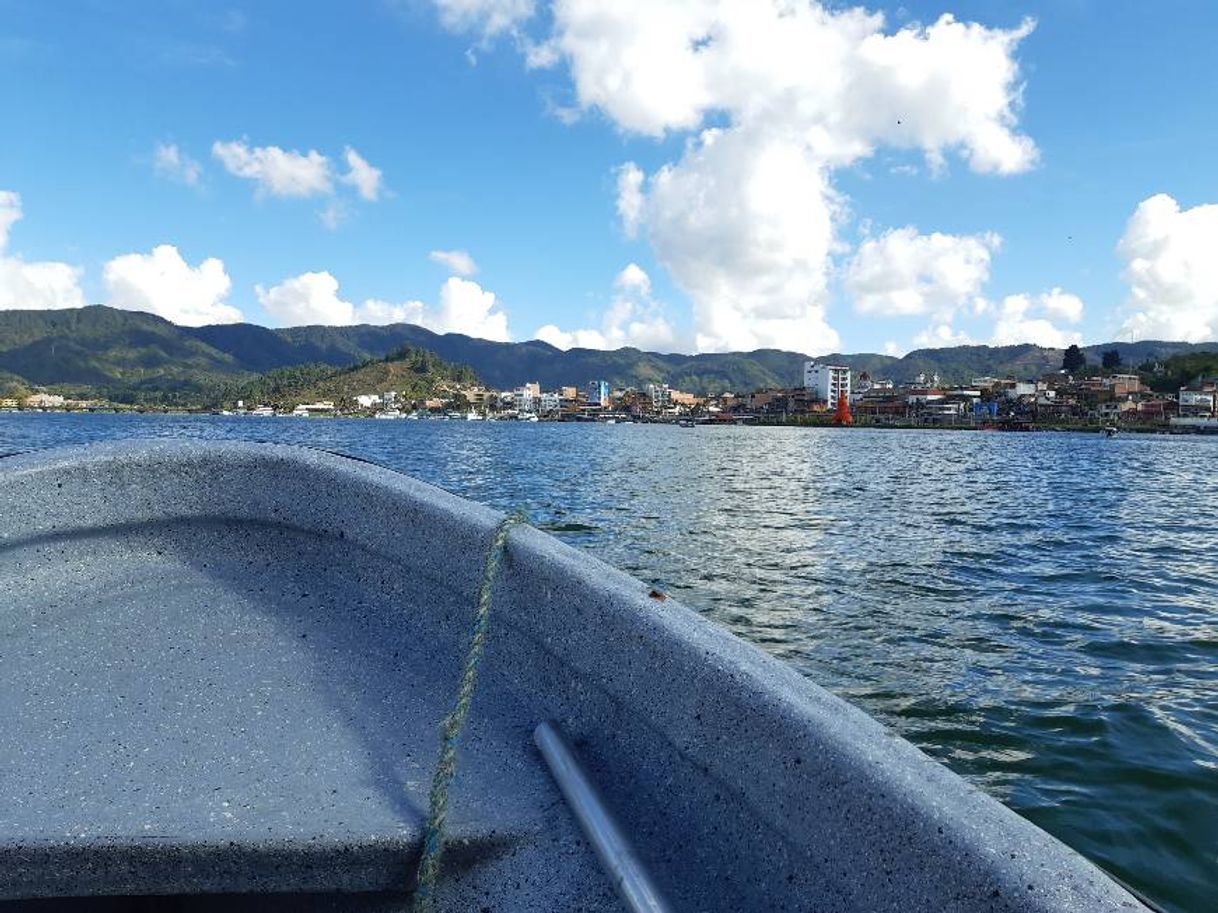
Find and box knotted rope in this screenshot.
[412,511,525,911]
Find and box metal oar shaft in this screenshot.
[534,721,673,913]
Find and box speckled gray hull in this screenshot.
[0,441,1147,912]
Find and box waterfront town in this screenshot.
[7,358,1218,433]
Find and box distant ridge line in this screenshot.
[0,304,1211,399]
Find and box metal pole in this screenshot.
[533,721,673,913]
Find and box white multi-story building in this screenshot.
[647,383,671,408]
[803,362,851,404]
[513,386,537,413]
[1179,388,1216,416]
[538,391,561,414]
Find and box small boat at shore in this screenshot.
[0,441,1150,912]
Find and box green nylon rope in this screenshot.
[412,511,525,911]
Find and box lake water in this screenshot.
[2,413,1215,912]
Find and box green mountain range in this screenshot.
[0,305,1212,404]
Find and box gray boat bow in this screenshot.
[0,440,1148,911]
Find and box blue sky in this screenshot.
[1,0,1217,356]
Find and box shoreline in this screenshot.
[4,409,1212,435]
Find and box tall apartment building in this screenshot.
[803,362,851,404]
[512,386,537,413]
[587,380,611,407]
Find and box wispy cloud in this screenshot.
[156,42,237,68]
[152,142,203,186]
[429,249,479,276]
[340,147,384,201]
[212,139,333,198]
[211,139,387,227]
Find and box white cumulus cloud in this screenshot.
[615,261,650,294]
[0,259,86,312]
[428,276,511,340]
[256,272,511,340]
[545,3,1037,169]
[153,142,202,186]
[645,127,841,353]
[846,226,999,318]
[0,191,87,312]
[104,244,242,326]
[340,147,384,201]
[212,139,334,198]
[453,1,1037,354]
[535,262,682,351]
[358,297,426,326]
[256,271,354,325]
[1117,193,1218,342]
[429,249,479,276]
[347,278,511,339]
[615,163,644,238]
[990,288,1084,348]
[912,323,974,349]
[846,226,1084,351]
[1039,286,1085,324]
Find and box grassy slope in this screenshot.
[214,347,479,409]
